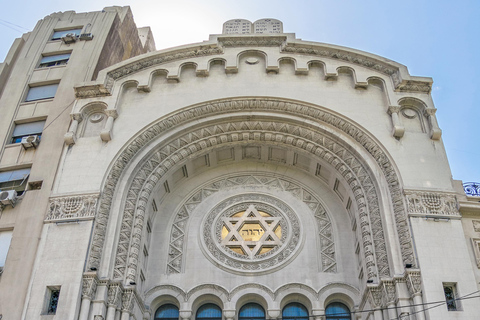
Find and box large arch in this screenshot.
[86,97,413,285]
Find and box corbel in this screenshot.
[388,106,405,139]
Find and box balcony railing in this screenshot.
[463,182,480,197]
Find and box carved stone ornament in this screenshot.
[473,220,480,232]
[82,273,98,300]
[166,174,335,275]
[368,285,384,308]
[383,280,396,304]
[200,193,301,273]
[121,289,135,313]
[108,283,123,307]
[218,35,286,47]
[75,84,111,98]
[94,316,104,320]
[404,190,459,216]
[45,194,99,221]
[405,270,422,297]
[89,98,414,282]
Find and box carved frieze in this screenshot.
[404,190,459,216]
[405,270,422,297]
[45,194,99,221]
[218,36,286,47]
[89,98,413,281]
[75,84,111,98]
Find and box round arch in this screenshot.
[86,97,413,285]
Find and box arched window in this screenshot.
[196,303,222,320]
[155,304,179,320]
[325,302,351,320]
[282,303,308,320]
[239,303,265,320]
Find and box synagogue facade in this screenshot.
[0,7,479,320]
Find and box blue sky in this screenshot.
[1,0,479,185]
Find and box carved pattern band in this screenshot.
[404,190,459,216]
[45,194,99,221]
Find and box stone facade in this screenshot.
[0,11,479,320]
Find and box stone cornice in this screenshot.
[218,35,287,47]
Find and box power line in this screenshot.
[42,100,75,132]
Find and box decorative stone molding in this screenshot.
[471,238,480,268]
[145,282,359,306]
[121,289,135,313]
[394,80,431,94]
[473,220,480,232]
[45,193,99,221]
[82,272,98,300]
[108,282,123,307]
[166,175,335,276]
[64,113,83,145]
[383,280,397,304]
[404,190,459,217]
[75,84,111,98]
[89,98,414,281]
[282,43,397,76]
[218,35,286,47]
[405,270,422,297]
[367,285,384,308]
[387,106,405,139]
[94,316,104,320]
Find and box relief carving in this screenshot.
[108,283,123,307]
[88,98,413,282]
[82,273,98,300]
[46,194,99,221]
[473,220,480,232]
[404,190,459,216]
[405,270,422,297]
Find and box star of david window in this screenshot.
[221,204,282,258]
[201,193,302,273]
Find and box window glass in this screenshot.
[51,28,82,40]
[39,53,70,68]
[196,304,222,320]
[282,303,308,320]
[0,168,30,194]
[25,84,58,102]
[0,230,13,267]
[11,120,45,143]
[325,303,351,320]
[47,288,60,314]
[239,303,265,320]
[155,304,179,320]
[443,283,460,311]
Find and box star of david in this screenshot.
[221,204,282,259]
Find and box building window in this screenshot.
[325,302,351,320]
[25,84,58,102]
[443,283,459,311]
[10,120,45,144]
[38,53,71,68]
[155,304,179,320]
[46,287,60,314]
[0,230,13,274]
[196,304,222,320]
[283,303,308,320]
[51,28,82,40]
[239,303,265,320]
[0,168,30,194]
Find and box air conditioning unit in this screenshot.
[79,33,93,41]
[0,190,17,207]
[61,33,77,44]
[21,135,40,149]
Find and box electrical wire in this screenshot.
[42,99,75,132]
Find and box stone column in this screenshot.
[106,283,122,320]
[388,106,405,139]
[78,272,98,320]
[368,285,384,320]
[121,289,135,320]
[64,113,82,145]
[224,310,235,320]
[424,108,442,140]
[180,310,192,320]
[100,109,118,142]
[383,280,398,320]
[405,270,424,320]
[267,309,280,320]
[312,308,325,320]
